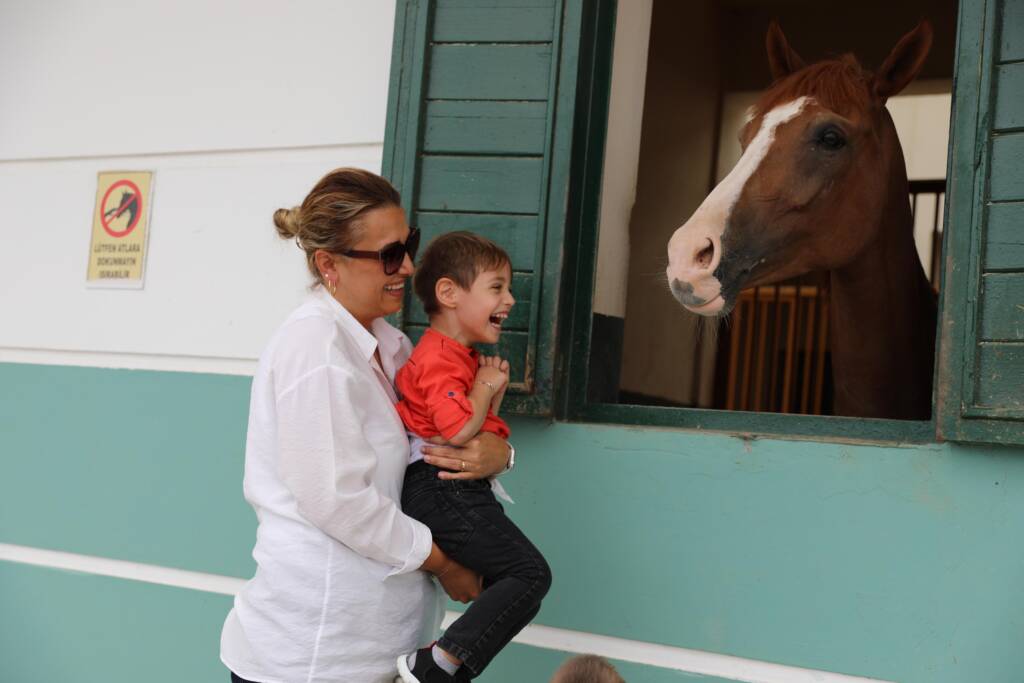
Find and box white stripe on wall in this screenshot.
[0,347,256,376]
[0,542,247,595]
[0,543,894,683]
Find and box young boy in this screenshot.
[395,232,552,682]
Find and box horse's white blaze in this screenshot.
[696,96,809,230]
[666,97,811,312]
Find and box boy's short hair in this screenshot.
[549,655,625,683]
[413,231,512,315]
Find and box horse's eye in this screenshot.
[818,128,846,150]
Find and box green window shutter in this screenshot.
[938,0,1024,444]
[382,0,587,415]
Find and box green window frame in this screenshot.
[384,0,1024,446]
[936,0,1024,444]
[558,0,1024,445]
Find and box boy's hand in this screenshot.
[485,356,511,411]
[486,355,510,383]
[475,357,508,393]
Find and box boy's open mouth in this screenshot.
[489,312,508,329]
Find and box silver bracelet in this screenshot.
[502,442,516,473]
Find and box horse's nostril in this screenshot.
[696,239,714,269]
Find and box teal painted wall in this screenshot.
[3,363,1024,682]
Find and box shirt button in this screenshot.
[447,391,455,397]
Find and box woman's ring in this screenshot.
[460,460,466,471]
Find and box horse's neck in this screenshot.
[827,156,937,420]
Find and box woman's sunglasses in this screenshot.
[340,227,421,276]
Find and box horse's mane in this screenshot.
[753,54,875,119]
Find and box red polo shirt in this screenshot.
[396,328,510,442]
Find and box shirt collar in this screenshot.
[315,286,378,362]
[422,327,477,360]
[371,316,406,362]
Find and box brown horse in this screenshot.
[665,21,938,420]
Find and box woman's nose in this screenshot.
[399,253,415,275]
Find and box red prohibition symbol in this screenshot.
[100,180,143,238]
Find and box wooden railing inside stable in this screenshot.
[713,179,946,414]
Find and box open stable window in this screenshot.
[563,0,1024,445]
[560,0,962,441]
[384,0,1024,445]
[565,0,1024,444]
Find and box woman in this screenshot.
[220,168,514,683]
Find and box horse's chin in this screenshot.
[682,294,734,317]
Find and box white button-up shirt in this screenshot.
[221,288,441,683]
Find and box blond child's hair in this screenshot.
[549,655,626,683]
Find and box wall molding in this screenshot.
[0,347,256,376]
[0,542,246,595]
[0,542,893,683]
[0,140,384,166]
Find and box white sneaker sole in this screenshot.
[396,654,421,683]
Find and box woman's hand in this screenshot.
[422,431,510,480]
[438,561,483,603]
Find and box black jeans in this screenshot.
[402,460,552,678]
[229,673,260,683]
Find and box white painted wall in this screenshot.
[593,0,652,318]
[0,0,396,374]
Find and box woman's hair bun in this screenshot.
[273,207,302,241]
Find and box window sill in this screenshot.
[569,402,937,446]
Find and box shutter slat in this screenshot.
[424,101,548,155]
[994,63,1024,130]
[975,342,1024,411]
[418,156,544,213]
[437,0,556,7]
[989,132,1024,201]
[1000,0,1024,61]
[985,202,1024,270]
[980,273,1024,341]
[427,45,552,100]
[433,5,555,43]
[415,212,538,270]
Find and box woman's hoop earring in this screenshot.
[324,276,336,296]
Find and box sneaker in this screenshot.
[396,646,458,683]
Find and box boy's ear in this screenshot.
[434,277,460,309]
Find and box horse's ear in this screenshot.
[873,20,933,101]
[766,20,805,81]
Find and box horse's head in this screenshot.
[666,21,933,316]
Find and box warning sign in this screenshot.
[87,171,153,287]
